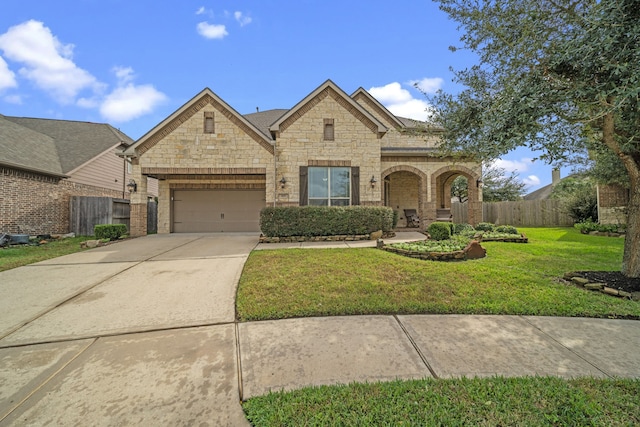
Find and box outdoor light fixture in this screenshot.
[476,179,483,188]
[279,176,287,188]
[370,175,378,187]
[127,179,137,193]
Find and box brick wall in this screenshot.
[597,184,629,225]
[1,167,126,235]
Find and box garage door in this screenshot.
[172,190,264,232]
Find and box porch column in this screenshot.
[129,161,147,237]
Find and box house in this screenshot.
[0,115,157,235]
[121,80,482,236]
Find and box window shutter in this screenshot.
[323,118,334,141]
[299,166,308,206]
[204,112,215,133]
[351,166,360,205]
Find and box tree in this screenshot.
[451,165,526,202]
[429,0,640,277]
[550,175,598,223]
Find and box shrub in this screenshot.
[453,223,474,235]
[94,224,128,241]
[574,220,625,234]
[260,206,394,237]
[428,222,452,241]
[495,225,519,235]
[475,222,494,232]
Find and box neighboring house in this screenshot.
[0,115,157,235]
[121,80,482,236]
[523,169,563,201]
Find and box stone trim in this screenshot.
[169,183,265,190]
[308,160,351,167]
[156,174,265,181]
[381,156,449,162]
[136,94,274,156]
[142,167,266,175]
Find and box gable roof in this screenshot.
[123,88,275,157]
[0,114,132,177]
[351,87,406,129]
[243,109,288,139]
[269,80,388,137]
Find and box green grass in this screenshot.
[0,237,93,272]
[243,377,640,426]
[236,227,640,321]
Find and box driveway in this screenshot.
[0,233,257,426]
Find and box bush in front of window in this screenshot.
[260,206,394,237]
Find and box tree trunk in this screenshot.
[602,109,640,277]
[622,172,640,277]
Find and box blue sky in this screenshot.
[0,0,562,191]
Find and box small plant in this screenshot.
[390,235,471,253]
[475,222,494,232]
[94,224,128,241]
[574,220,625,234]
[453,223,475,235]
[495,225,519,235]
[427,222,452,241]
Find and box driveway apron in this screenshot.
[0,233,255,426]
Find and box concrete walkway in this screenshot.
[1,233,639,426]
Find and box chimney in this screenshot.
[552,168,561,186]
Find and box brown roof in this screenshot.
[242,109,288,139]
[2,116,133,174]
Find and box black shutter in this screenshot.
[300,166,308,206]
[351,166,360,205]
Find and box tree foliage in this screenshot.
[550,175,598,223]
[429,0,640,277]
[451,165,526,202]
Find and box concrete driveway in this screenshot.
[0,233,256,426]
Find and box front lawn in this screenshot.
[243,377,640,426]
[0,237,93,272]
[236,227,640,321]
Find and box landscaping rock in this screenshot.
[584,283,605,290]
[81,240,101,249]
[369,230,383,240]
[465,241,486,259]
[571,277,590,285]
[603,287,619,296]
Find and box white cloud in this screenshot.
[3,94,22,104]
[491,158,533,173]
[99,67,167,122]
[0,20,98,104]
[410,77,444,94]
[523,175,541,187]
[196,6,206,15]
[0,56,17,90]
[234,11,252,26]
[196,22,228,39]
[369,82,432,121]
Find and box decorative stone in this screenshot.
[571,277,590,285]
[584,283,605,290]
[618,290,632,299]
[603,287,619,296]
[465,241,487,259]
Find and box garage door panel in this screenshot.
[173,190,264,233]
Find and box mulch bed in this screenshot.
[575,271,640,294]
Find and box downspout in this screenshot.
[273,134,277,207]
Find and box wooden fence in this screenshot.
[70,197,130,236]
[452,200,574,226]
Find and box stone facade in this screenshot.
[1,166,126,235]
[122,81,483,236]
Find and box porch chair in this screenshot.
[403,209,420,228]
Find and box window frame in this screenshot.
[307,166,351,206]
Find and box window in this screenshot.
[204,112,215,134]
[308,166,350,206]
[323,118,334,141]
[126,159,132,174]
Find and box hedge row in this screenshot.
[260,206,395,237]
[94,224,128,240]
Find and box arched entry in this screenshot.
[382,166,427,229]
[431,165,482,226]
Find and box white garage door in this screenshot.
[172,190,264,232]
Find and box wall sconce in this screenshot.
[370,175,378,188]
[127,179,137,193]
[279,176,287,188]
[476,179,483,188]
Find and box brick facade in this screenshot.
[1,166,127,235]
